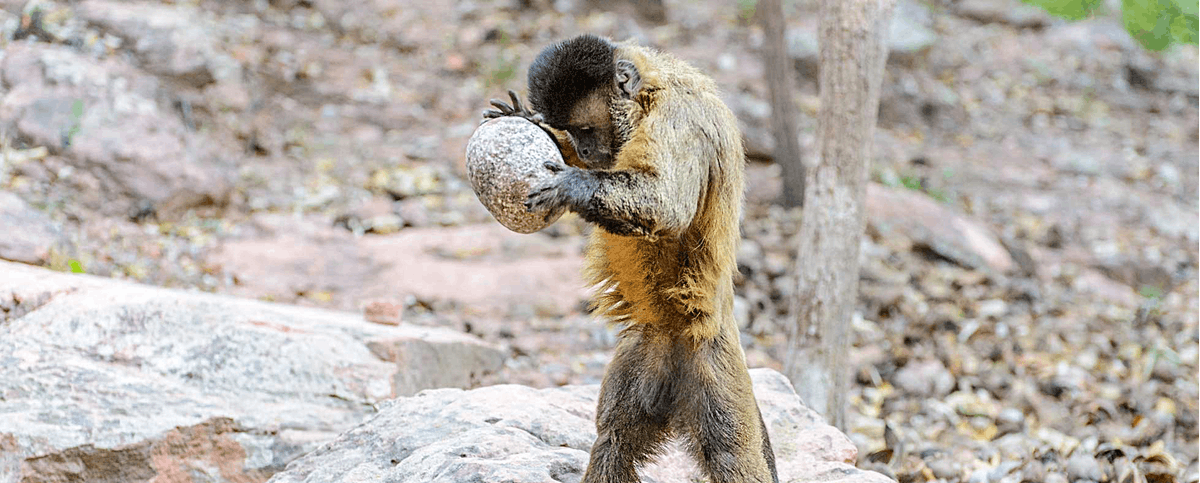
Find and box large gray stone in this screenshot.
[268,369,895,483]
[0,261,504,483]
[465,116,566,234]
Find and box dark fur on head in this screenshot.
[527,34,616,129]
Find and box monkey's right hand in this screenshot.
[483,90,544,125]
[526,161,599,222]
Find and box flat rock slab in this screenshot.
[269,369,895,483]
[0,261,504,483]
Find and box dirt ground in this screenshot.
[0,0,1196,481]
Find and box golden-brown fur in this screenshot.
[587,42,745,343]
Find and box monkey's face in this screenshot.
[564,90,620,170]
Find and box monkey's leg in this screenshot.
[756,404,779,483]
[582,330,674,483]
[676,329,778,483]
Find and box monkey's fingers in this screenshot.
[507,90,525,114]
[482,108,505,119]
[526,185,552,198]
[489,99,515,114]
[525,187,553,212]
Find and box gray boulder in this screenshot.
[269,369,895,483]
[0,261,505,483]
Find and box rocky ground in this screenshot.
[0,0,1196,482]
[0,260,509,482]
[266,369,892,483]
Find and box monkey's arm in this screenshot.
[482,90,585,169]
[526,154,704,239]
[528,104,711,237]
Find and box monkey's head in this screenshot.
[528,34,642,170]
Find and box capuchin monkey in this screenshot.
[484,34,778,483]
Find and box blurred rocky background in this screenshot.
[0,0,1195,482]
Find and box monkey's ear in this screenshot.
[615,60,641,99]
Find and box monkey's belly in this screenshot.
[465,117,565,234]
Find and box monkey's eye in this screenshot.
[579,127,593,133]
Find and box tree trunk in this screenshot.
[758,0,805,208]
[782,0,894,430]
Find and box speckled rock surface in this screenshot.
[0,261,504,483]
[465,116,565,234]
[267,369,895,483]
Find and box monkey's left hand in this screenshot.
[526,161,598,221]
[483,90,543,125]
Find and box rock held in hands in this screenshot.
[465,117,565,234]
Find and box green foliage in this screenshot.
[1122,0,1198,50]
[66,98,84,144]
[68,259,85,274]
[879,170,951,204]
[483,31,519,89]
[898,174,923,192]
[484,56,518,88]
[904,176,950,203]
[738,0,758,21]
[1025,0,1105,20]
[1138,284,1165,300]
[1023,0,1199,50]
